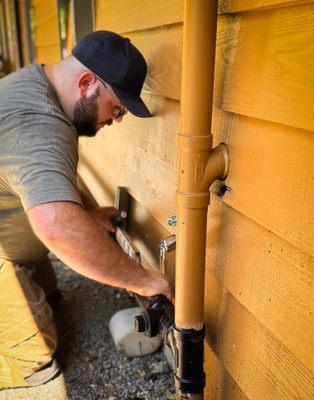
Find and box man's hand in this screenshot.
[26,202,174,301]
[139,269,173,302]
[88,206,119,233]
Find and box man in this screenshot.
[0,31,172,388]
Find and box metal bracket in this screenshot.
[115,186,130,231]
[113,187,141,264]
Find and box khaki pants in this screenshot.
[0,260,58,388]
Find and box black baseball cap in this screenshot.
[72,30,151,118]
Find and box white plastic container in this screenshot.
[109,307,162,358]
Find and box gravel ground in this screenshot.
[0,255,175,400]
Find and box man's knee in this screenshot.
[0,321,58,388]
[0,260,58,388]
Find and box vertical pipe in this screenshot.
[176,0,218,330]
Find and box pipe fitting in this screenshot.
[177,135,229,207]
[173,326,206,397]
[134,297,206,399]
[202,143,229,189]
[134,295,174,340]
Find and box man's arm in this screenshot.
[27,201,172,299]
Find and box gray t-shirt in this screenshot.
[0,64,82,265]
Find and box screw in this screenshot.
[168,216,177,227]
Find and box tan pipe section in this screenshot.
[176,0,229,330]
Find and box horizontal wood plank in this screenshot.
[92,94,180,170]
[35,45,60,63]
[32,0,58,25]
[206,197,313,371]
[205,344,249,400]
[94,0,184,33]
[205,274,314,400]
[217,4,314,131]
[79,151,313,393]
[79,107,313,366]
[126,26,183,101]
[94,0,313,32]
[81,93,313,255]
[111,4,314,132]
[76,166,314,399]
[220,0,314,13]
[35,17,60,47]
[78,132,177,229]
[33,0,60,64]
[212,109,314,256]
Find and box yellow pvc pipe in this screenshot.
[176,0,220,330]
[180,0,218,135]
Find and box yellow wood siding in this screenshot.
[78,1,313,398]
[220,0,314,13]
[32,0,60,64]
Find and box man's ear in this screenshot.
[77,72,97,97]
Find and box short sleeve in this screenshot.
[4,115,82,211]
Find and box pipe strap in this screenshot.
[178,134,213,152]
[177,191,210,208]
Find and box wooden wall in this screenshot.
[32,0,60,64]
[0,0,21,71]
[78,1,314,399]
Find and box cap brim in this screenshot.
[112,87,152,118]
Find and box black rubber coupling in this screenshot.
[173,325,206,395]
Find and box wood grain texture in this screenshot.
[205,274,314,400]
[35,45,60,64]
[206,197,313,371]
[94,0,313,31]
[98,5,314,133]
[32,0,57,23]
[217,4,314,131]
[219,0,314,13]
[88,94,180,170]
[80,92,313,255]
[205,344,249,400]
[78,161,313,398]
[32,0,60,63]
[94,0,184,33]
[79,117,313,370]
[78,3,314,397]
[212,110,314,256]
[79,135,177,227]
[35,18,60,47]
[126,27,183,101]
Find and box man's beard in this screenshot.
[73,87,113,137]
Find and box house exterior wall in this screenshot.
[79,1,314,398]
[31,0,60,64]
[30,1,313,398]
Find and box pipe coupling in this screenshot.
[178,134,213,152]
[172,325,206,396]
[177,191,210,208]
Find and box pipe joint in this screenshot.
[178,134,213,152]
[177,191,210,208]
[172,325,206,396]
[134,297,206,399]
